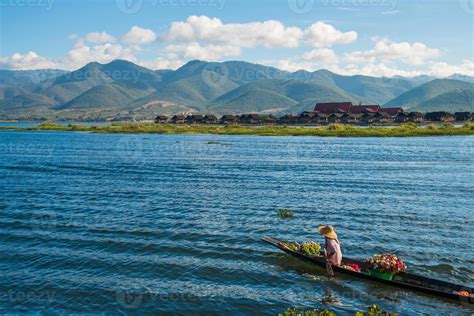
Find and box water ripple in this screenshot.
[0,131,473,314]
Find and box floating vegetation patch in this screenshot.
[277,209,294,218]
[206,141,232,146]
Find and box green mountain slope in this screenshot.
[164,60,288,86]
[0,93,58,118]
[1,59,473,120]
[385,79,474,110]
[292,69,416,105]
[210,88,298,114]
[208,78,358,114]
[411,89,474,112]
[0,69,67,88]
[56,82,155,110]
[0,86,30,99]
[133,72,239,110]
[43,60,162,104]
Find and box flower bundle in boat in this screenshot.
[340,263,360,272]
[365,254,407,280]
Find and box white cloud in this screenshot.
[302,48,339,64]
[57,27,152,69]
[158,16,356,69]
[163,17,358,50]
[64,43,137,70]
[345,38,441,66]
[122,26,157,45]
[139,42,241,71]
[343,62,422,77]
[275,48,339,72]
[139,58,185,70]
[164,42,241,61]
[84,32,116,44]
[275,60,313,72]
[0,51,58,70]
[336,59,474,78]
[163,15,303,48]
[1,17,472,79]
[304,22,357,48]
[428,60,474,77]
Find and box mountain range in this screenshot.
[0,59,473,121]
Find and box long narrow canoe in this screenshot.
[262,236,473,304]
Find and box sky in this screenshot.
[0,0,473,77]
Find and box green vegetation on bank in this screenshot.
[1,122,474,137]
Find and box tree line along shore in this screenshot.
[154,102,473,126]
[2,103,474,137]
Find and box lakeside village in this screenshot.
[154,102,474,125]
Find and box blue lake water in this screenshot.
[0,130,473,315]
[0,122,110,128]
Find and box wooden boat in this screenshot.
[262,236,474,304]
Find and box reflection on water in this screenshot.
[321,290,343,306]
[0,131,472,314]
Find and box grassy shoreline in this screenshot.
[1,122,474,137]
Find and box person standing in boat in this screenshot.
[319,225,342,265]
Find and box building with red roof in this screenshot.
[350,105,381,114]
[314,102,353,114]
[381,107,404,117]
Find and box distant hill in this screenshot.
[211,88,298,114]
[208,78,357,114]
[56,82,156,110]
[412,89,474,112]
[45,60,162,105]
[385,79,474,111]
[447,74,474,83]
[396,75,436,86]
[292,69,417,105]
[0,86,30,99]
[1,59,473,120]
[0,69,67,87]
[132,72,239,111]
[163,60,288,86]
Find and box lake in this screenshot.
[0,122,111,128]
[0,130,473,315]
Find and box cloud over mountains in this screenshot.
[1,15,472,78]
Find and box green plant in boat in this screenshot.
[300,241,321,256]
[281,242,299,252]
